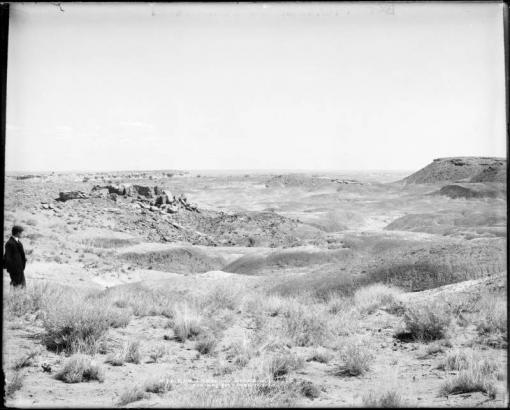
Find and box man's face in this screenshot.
[16,231,23,239]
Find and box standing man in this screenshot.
[3,225,27,288]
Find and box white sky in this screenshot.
[5,2,507,172]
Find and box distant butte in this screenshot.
[401,157,506,184]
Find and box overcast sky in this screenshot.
[5,2,507,172]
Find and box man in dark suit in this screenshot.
[3,225,27,288]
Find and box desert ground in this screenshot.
[3,157,508,407]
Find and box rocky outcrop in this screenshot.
[402,157,506,184]
[57,191,89,201]
[89,184,198,214]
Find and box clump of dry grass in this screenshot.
[297,380,321,399]
[396,302,451,342]
[106,340,142,366]
[117,385,149,406]
[264,352,304,381]
[4,282,67,320]
[171,304,203,342]
[194,333,218,355]
[144,377,173,394]
[5,371,24,399]
[438,350,500,398]
[437,350,470,371]
[439,365,497,398]
[172,382,297,407]
[362,390,405,407]
[90,284,175,318]
[54,354,104,383]
[12,350,39,370]
[200,283,244,312]
[41,296,130,354]
[334,340,372,377]
[125,340,142,364]
[224,337,254,368]
[261,294,287,317]
[280,300,332,347]
[353,283,403,314]
[474,293,507,348]
[306,347,333,364]
[148,344,167,363]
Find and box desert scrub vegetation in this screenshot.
[362,390,405,407]
[395,302,451,342]
[172,382,297,408]
[353,283,403,314]
[279,300,332,347]
[5,371,24,399]
[171,303,203,342]
[54,354,104,383]
[333,339,373,377]
[474,293,507,348]
[264,352,305,381]
[439,364,497,398]
[148,344,167,363]
[105,340,142,366]
[306,347,333,364]
[4,282,67,320]
[42,295,131,354]
[195,332,218,355]
[224,337,255,368]
[117,385,149,406]
[437,349,501,377]
[12,350,39,370]
[144,377,173,394]
[4,282,131,354]
[93,284,176,318]
[199,282,244,312]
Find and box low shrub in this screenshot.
[171,304,203,342]
[195,333,218,355]
[353,283,403,314]
[12,350,38,370]
[54,354,104,383]
[297,380,321,399]
[334,341,372,377]
[125,341,142,364]
[200,283,244,312]
[306,347,333,364]
[475,293,507,348]
[144,377,173,394]
[266,353,304,381]
[149,344,167,363]
[362,390,405,407]
[105,341,141,366]
[89,284,175,318]
[280,301,332,347]
[42,296,130,354]
[439,366,496,398]
[4,282,67,320]
[396,302,451,342]
[117,386,149,406]
[5,371,24,398]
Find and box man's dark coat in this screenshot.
[3,237,26,287]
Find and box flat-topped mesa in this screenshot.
[402,157,506,184]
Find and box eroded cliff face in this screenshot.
[402,157,506,184]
